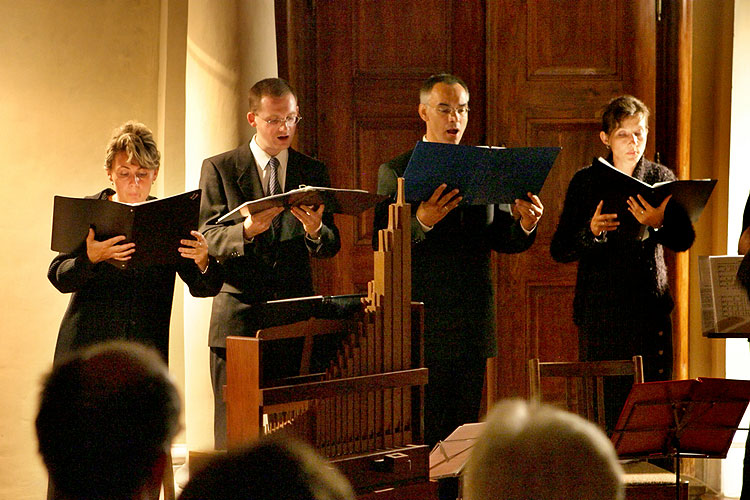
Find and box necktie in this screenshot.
[268,157,282,236]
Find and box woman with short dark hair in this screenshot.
[550,96,695,431]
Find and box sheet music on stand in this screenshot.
[428,422,485,500]
[428,422,485,481]
[699,256,750,337]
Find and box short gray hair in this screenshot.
[464,399,624,500]
[419,73,469,104]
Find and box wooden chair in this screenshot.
[527,356,644,430]
[527,356,690,499]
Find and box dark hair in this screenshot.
[179,435,355,500]
[419,73,470,103]
[600,95,650,135]
[36,341,180,500]
[248,77,298,112]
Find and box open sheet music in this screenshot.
[699,255,750,337]
[217,186,387,223]
[593,157,717,223]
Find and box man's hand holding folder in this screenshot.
[415,183,462,228]
[403,141,560,206]
[404,141,555,231]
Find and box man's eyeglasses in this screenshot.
[260,115,302,127]
[426,104,470,117]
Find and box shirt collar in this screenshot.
[249,135,289,171]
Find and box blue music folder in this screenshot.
[403,141,560,205]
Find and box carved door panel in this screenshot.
[285,0,660,405]
[312,0,486,295]
[488,0,656,400]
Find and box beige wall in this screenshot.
[183,0,277,452]
[689,0,736,493]
[689,1,734,379]
[0,0,277,496]
[0,1,161,497]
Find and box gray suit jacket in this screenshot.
[199,144,340,347]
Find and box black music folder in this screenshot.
[217,186,387,223]
[593,157,717,231]
[402,141,561,205]
[51,189,201,270]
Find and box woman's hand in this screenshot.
[86,228,135,264]
[627,194,671,229]
[513,192,544,232]
[590,200,620,237]
[179,230,209,272]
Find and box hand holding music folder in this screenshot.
[51,189,201,270]
[402,141,561,205]
[593,157,717,228]
[216,186,388,224]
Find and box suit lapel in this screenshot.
[276,148,304,241]
[236,144,265,201]
[285,148,304,192]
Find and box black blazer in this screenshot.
[550,157,695,328]
[374,149,536,361]
[49,188,224,363]
[199,144,341,347]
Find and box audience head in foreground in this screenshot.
[464,399,624,500]
[36,341,181,500]
[179,435,355,500]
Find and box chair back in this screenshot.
[528,356,644,430]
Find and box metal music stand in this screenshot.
[611,377,750,500]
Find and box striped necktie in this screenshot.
[268,156,282,236]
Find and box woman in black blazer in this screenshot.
[48,121,223,364]
[551,96,695,432]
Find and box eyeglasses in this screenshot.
[260,115,302,127]
[114,169,153,182]
[426,104,470,117]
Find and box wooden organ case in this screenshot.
[225,179,433,498]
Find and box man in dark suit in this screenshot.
[374,74,544,446]
[199,78,341,449]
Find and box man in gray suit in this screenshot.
[199,78,341,449]
[374,74,544,446]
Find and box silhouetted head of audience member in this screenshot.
[179,435,355,500]
[36,341,181,500]
[464,399,624,500]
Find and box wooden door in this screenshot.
[311,0,487,295]
[278,0,679,406]
[488,0,657,400]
